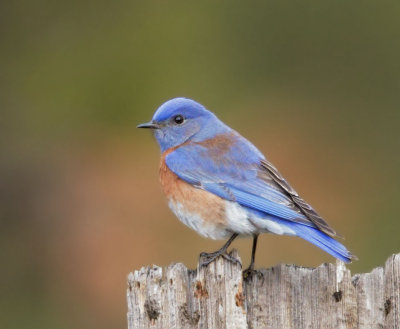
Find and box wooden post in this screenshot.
[127,251,400,328]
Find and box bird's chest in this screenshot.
[159,159,230,240]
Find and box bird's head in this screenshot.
[138,97,227,152]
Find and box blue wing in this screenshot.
[165,133,334,233]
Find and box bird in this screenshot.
[137,97,356,275]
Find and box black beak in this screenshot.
[137,121,160,129]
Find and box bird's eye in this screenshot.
[173,115,185,125]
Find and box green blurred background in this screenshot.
[1,1,399,328]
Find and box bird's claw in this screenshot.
[243,267,263,281]
[199,251,241,267]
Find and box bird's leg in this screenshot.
[243,234,259,279]
[199,233,240,267]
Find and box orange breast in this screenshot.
[159,151,227,228]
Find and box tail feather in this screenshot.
[292,223,356,263]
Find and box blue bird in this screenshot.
[138,97,356,274]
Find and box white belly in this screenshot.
[168,198,296,240]
[168,200,231,240]
[168,199,262,240]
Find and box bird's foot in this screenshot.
[243,266,263,281]
[199,250,241,267]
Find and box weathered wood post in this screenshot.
[127,251,400,328]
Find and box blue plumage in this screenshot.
[289,223,353,262]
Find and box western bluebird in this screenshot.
[138,97,356,274]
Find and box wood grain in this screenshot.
[127,252,400,328]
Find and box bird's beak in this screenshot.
[137,121,160,129]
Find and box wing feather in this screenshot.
[260,160,337,237]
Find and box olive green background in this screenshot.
[1,1,399,328]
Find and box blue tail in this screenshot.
[290,222,355,263]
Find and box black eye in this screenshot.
[173,115,184,124]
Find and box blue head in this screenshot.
[138,98,229,152]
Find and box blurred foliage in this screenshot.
[1,1,399,328]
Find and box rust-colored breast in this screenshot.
[159,150,227,227]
